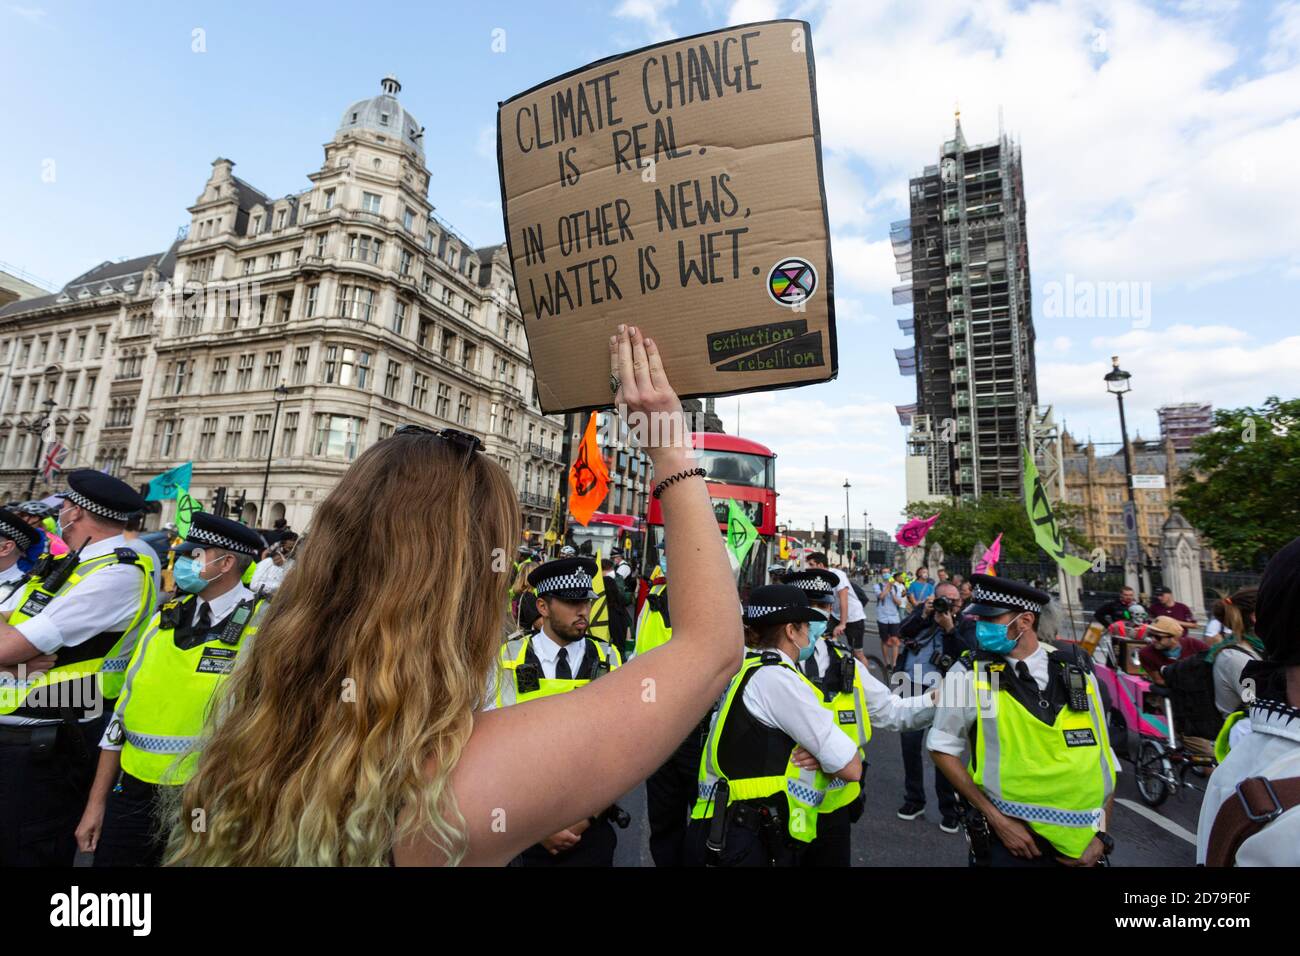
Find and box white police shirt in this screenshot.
[0,562,23,587]
[478,628,589,713]
[927,643,1120,769]
[99,582,253,751]
[806,640,936,732]
[1196,699,1300,865]
[738,647,859,775]
[1,534,161,726]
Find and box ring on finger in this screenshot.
[609,373,621,394]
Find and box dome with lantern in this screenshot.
[337,75,425,159]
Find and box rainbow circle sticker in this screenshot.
[766,257,818,307]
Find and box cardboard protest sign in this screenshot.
[497,19,837,413]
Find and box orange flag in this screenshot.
[568,412,609,526]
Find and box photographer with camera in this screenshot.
[896,581,973,833]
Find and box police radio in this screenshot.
[1064,664,1089,712]
[218,598,258,646]
[38,537,92,594]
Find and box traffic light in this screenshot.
[210,486,226,517]
[229,490,247,523]
[836,528,845,552]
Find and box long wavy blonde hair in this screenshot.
[164,431,518,865]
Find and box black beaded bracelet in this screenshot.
[652,466,706,499]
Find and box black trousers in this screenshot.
[800,804,852,867]
[93,775,171,867]
[645,727,705,867]
[0,717,104,867]
[514,816,617,867]
[683,813,803,867]
[976,828,1075,868]
[901,729,958,816]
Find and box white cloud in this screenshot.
[728,0,781,26]
[1264,1,1300,69]
[811,0,1300,287]
[1087,324,1250,351]
[7,5,46,22]
[613,0,680,42]
[831,235,897,294]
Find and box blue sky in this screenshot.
[3,0,1298,533]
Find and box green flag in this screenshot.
[725,499,759,566]
[1022,447,1091,575]
[175,486,203,539]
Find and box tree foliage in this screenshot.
[902,496,1092,564]
[1174,396,1300,569]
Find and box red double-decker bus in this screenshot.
[644,433,777,596]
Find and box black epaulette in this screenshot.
[1048,640,1094,675]
[826,640,852,656]
[758,650,784,666]
[114,548,139,564]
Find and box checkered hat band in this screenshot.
[790,579,834,594]
[536,572,593,595]
[64,489,131,523]
[744,605,783,618]
[0,518,32,548]
[188,526,258,556]
[972,584,1041,614]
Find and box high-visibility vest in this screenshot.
[111,594,266,785]
[969,649,1117,858]
[691,652,833,844]
[1215,709,1247,764]
[807,641,872,813]
[0,548,157,717]
[633,583,672,657]
[494,632,621,707]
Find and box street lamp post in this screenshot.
[24,397,59,499]
[843,479,851,569]
[1104,356,1141,592]
[259,384,290,525]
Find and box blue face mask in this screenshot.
[975,615,1024,655]
[807,619,827,643]
[658,553,667,577]
[795,623,819,662]
[173,555,211,594]
[1161,643,1182,659]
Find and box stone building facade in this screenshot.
[0,77,566,536]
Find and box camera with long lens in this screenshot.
[932,595,952,616]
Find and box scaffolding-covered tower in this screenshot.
[893,113,1038,501]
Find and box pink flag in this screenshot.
[975,533,1003,575]
[895,514,940,548]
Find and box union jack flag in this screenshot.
[41,441,68,481]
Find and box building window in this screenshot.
[393,301,408,336]
[462,299,472,318]
[503,408,515,440]
[321,344,372,388]
[435,383,450,419]
[62,377,76,407]
[457,391,472,426]
[441,330,455,360]
[172,359,189,395]
[236,353,255,390]
[291,346,310,385]
[151,418,179,458]
[85,373,96,405]
[422,273,433,295]
[251,413,273,458]
[261,350,282,388]
[224,416,245,458]
[269,252,281,271]
[461,342,476,371]
[324,189,335,210]
[348,233,383,265]
[312,414,364,460]
[198,417,218,458]
[210,356,229,392]
[383,360,402,399]
[362,192,382,215]
[277,295,291,324]
[403,207,416,231]
[410,370,429,409]
[242,258,255,277]
[315,234,327,258]
[95,330,107,357]
[417,318,433,350]
[36,338,47,364]
[280,411,298,456]
[306,284,319,317]
[339,284,376,322]
[276,210,287,230]
[76,333,87,359]
[251,215,262,234]
[399,250,413,276]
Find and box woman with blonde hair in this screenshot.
[509,561,536,629]
[164,326,742,866]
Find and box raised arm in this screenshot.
[433,325,743,866]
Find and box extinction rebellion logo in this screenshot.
[766,257,817,307]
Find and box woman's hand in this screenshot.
[609,325,689,471]
[790,747,822,772]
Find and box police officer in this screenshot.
[491,557,626,866]
[785,568,937,866]
[685,585,865,867]
[0,508,40,593]
[927,574,1118,867]
[631,540,706,866]
[0,470,159,866]
[74,513,267,866]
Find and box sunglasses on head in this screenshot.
[392,424,485,458]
